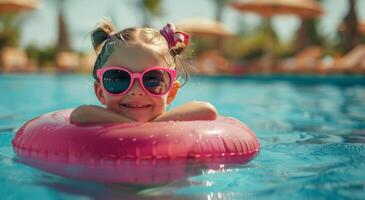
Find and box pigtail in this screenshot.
[170,44,186,57]
[169,36,190,87]
[160,23,190,56]
[169,30,190,57]
[91,17,117,54]
[160,23,191,87]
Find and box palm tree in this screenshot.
[342,0,358,53]
[294,19,323,53]
[0,14,22,48]
[292,0,324,53]
[138,0,163,27]
[212,0,229,49]
[213,0,229,22]
[57,0,70,52]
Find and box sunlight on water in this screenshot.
[0,74,364,199]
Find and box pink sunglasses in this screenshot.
[96,66,177,96]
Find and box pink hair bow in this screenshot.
[160,23,190,49]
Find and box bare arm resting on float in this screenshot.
[152,101,217,122]
[70,101,217,124]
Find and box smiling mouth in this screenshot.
[120,104,152,109]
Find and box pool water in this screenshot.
[1,74,365,199]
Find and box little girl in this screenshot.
[70,18,217,123]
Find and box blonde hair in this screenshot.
[91,18,189,84]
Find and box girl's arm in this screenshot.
[70,105,135,124]
[70,101,218,124]
[153,101,218,122]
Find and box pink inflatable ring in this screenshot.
[12,109,259,184]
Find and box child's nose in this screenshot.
[128,79,146,96]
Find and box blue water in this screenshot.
[1,74,365,199]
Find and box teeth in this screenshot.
[122,104,150,108]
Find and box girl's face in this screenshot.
[94,43,179,122]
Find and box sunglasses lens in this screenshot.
[102,69,130,94]
[143,70,172,95]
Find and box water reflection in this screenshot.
[1,75,365,199]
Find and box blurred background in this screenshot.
[1,0,365,75]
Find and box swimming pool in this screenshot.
[1,74,364,199]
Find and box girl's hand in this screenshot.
[70,105,135,124]
[152,101,218,122]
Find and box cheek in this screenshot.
[153,96,168,111]
[104,95,122,111]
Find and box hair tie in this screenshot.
[160,23,190,49]
[107,33,114,40]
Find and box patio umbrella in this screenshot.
[230,0,323,19]
[0,0,39,12]
[177,17,234,37]
[177,18,234,75]
[230,0,323,73]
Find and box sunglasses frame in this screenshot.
[96,66,177,97]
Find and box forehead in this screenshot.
[103,43,171,72]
